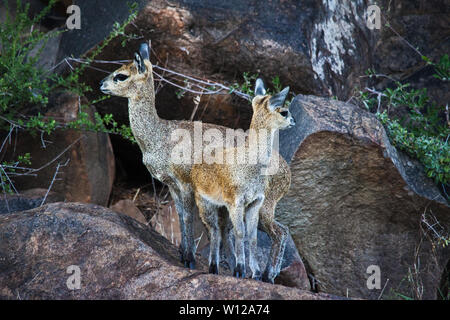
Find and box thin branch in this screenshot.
[190,95,202,121]
[378,278,390,300]
[385,23,424,57]
[365,87,387,113]
[25,136,83,175]
[41,158,70,206]
[0,125,15,154]
[0,170,11,213]
[153,64,250,100]
[360,73,398,82]
[58,57,252,101]
[0,165,18,194]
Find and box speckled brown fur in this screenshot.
[191,82,295,280]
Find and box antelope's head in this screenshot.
[100,42,152,98]
[251,78,295,130]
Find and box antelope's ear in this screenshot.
[139,42,150,61]
[134,52,146,73]
[254,78,267,96]
[269,86,290,111]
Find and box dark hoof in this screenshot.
[233,264,246,278]
[252,271,262,281]
[262,271,274,284]
[183,260,195,269]
[180,250,196,270]
[209,263,219,274]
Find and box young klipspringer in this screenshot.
[190,79,295,279]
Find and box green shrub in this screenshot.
[230,72,294,103]
[0,0,58,113]
[359,55,450,188]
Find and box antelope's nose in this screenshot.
[99,79,105,87]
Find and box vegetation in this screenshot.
[358,55,450,189]
[360,55,450,300]
[230,72,294,104]
[0,0,139,194]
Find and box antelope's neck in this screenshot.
[128,80,163,150]
[249,120,277,165]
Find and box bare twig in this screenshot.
[421,209,449,243]
[385,23,424,57]
[0,171,11,213]
[153,64,250,100]
[365,87,388,113]
[25,137,83,175]
[151,176,160,217]
[52,57,252,101]
[194,232,204,252]
[132,188,140,202]
[378,278,390,300]
[190,95,202,121]
[0,125,15,154]
[41,158,70,206]
[0,165,18,194]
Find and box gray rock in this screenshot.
[0,202,340,300]
[110,199,147,225]
[28,30,62,72]
[277,94,450,299]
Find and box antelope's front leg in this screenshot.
[229,202,246,278]
[245,196,264,280]
[171,189,196,269]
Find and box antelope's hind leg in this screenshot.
[259,201,289,283]
[218,207,236,270]
[245,196,264,280]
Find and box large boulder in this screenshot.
[5,92,115,206]
[277,94,450,299]
[0,202,338,300]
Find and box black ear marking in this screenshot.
[134,52,146,73]
[254,78,267,96]
[269,86,290,110]
[139,42,150,61]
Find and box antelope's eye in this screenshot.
[113,74,129,82]
[280,110,289,117]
